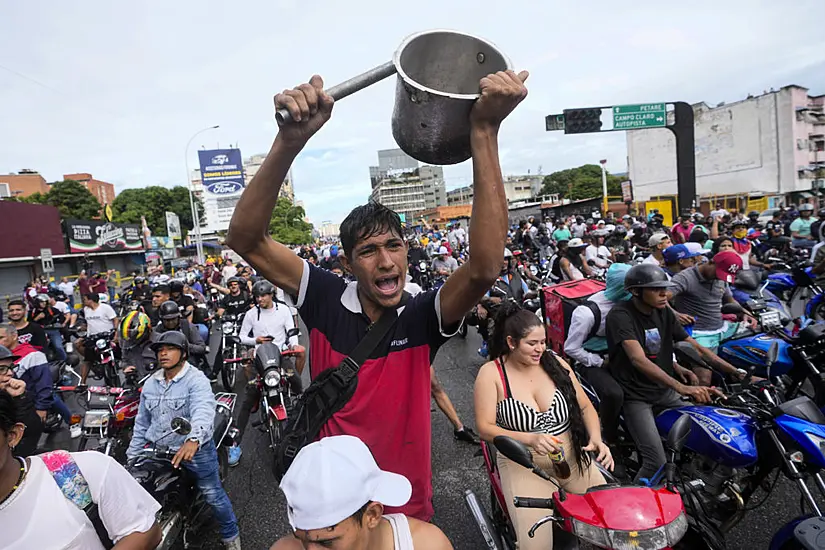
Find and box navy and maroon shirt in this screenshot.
[294,261,458,521]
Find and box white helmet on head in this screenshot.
[98,293,109,304]
[503,248,513,258]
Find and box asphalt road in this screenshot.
[44,325,812,549]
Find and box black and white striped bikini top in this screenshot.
[494,358,570,436]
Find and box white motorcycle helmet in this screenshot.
[98,293,110,304]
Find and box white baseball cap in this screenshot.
[438,246,449,255]
[279,435,412,531]
[684,242,705,256]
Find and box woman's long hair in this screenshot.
[564,245,585,270]
[490,302,591,473]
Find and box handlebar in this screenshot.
[513,497,554,509]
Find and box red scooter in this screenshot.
[465,415,695,550]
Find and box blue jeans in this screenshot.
[45,328,67,362]
[109,287,116,302]
[53,393,72,424]
[183,440,239,541]
[195,323,209,343]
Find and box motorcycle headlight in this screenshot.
[95,339,108,350]
[222,323,235,334]
[571,511,687,550]
[264,370,281,388]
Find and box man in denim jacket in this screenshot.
[126,330,240,549]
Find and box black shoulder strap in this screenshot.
[84,503,114,549]
[347,291,410,367]
[584,300,602,341]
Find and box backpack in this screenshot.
[40,450,114,549]
[582,300,602,342]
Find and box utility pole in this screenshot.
[599,159,608,216]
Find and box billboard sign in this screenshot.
[165,211,181,239]
[197,149,244,196]
[621,180,634,202]
[66,220,144,253]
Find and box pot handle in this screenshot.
[275,61,397,125]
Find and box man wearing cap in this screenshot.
[669,251,755,384]
[431,247,458,276]
[273,435,453,550]
[642,233,671,266]
[662,244,703,277]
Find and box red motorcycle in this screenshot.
[61,372,146,463]
[465,414,696,550]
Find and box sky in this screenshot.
[2,1,824,225]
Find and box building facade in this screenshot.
[63,173,116,206]
[626,85,825,203]
[369,148,446,221]
[0,170,49,198]
[445,175,544,207]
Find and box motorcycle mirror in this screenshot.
[171,417,192,436]
[766,341,779,366]
[494,436,534,470]
[721,303,745,317]
[674,341,709,370]
[286,328,300,338]
[666,414,692,453]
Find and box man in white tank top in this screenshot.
[271,435,453,550]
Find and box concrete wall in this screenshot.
[0,173,49,197]
[626,88,810,201]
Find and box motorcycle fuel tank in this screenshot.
[718,334,794,377]
[657,406,758,468]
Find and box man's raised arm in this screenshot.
[438,70,529,326]
[226,76,334,296]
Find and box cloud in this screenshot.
[1,0,823,225]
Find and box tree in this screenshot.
[268,197,313,245]
[111,186,204,236]
[30,180,102,220]
[540,164,624,202]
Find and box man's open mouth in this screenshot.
[375,275,400,297]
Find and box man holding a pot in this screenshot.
[227,69,528,521]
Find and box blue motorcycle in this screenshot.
[764,260,824,321]
[581,341,825,549]
[731,270,790,325]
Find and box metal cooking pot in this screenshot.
[391,29,512,165]
[275,29,512,166]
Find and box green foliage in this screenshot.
[27,180,102,220]
[540,164,624,201]
[111,186,203,236]
[269,197,313,245]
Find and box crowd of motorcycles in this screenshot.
[34,274,303,549]
[447,215,825,550]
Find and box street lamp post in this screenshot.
[185,125,219,264]
[599,159,608,216]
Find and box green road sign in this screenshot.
[545,113,565,131]
[613,103,666,130]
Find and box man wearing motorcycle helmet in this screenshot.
[127,331,240,549]
[729,219,773,271]
[606,264,726,482]
[169,280,195,322]
[119,311,154,377]
[28,293,67,361]
[232,280,304,466]
[130,275,152,304]
[791,203,817,249]
[152,301,206,362]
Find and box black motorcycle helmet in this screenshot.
[253,341,282,375]
[159,300,181,320]
[624,264,674,292]
[614,225,628,236]
[748,211,759,220]
[252,280,275,297]
[149,330,189,361]
[169,280,185,295]
[227,277,244,288]
[0,344,21,363]
[134,276,146,285]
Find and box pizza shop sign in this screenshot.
[66,220,144,253]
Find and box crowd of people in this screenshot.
[2,65,824,550]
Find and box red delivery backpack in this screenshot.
[541,280,606,356]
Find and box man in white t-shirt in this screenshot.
[0,390,162,550]
[221,259,238,284]
[78,292,119,383]
[642,233,672,267]
[585,231,612,276]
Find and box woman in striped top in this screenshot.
[473,302,612,550]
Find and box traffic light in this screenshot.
[563,108,603,134]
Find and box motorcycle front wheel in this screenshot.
[221,352,236,392]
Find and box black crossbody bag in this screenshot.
[273,293,409,481]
